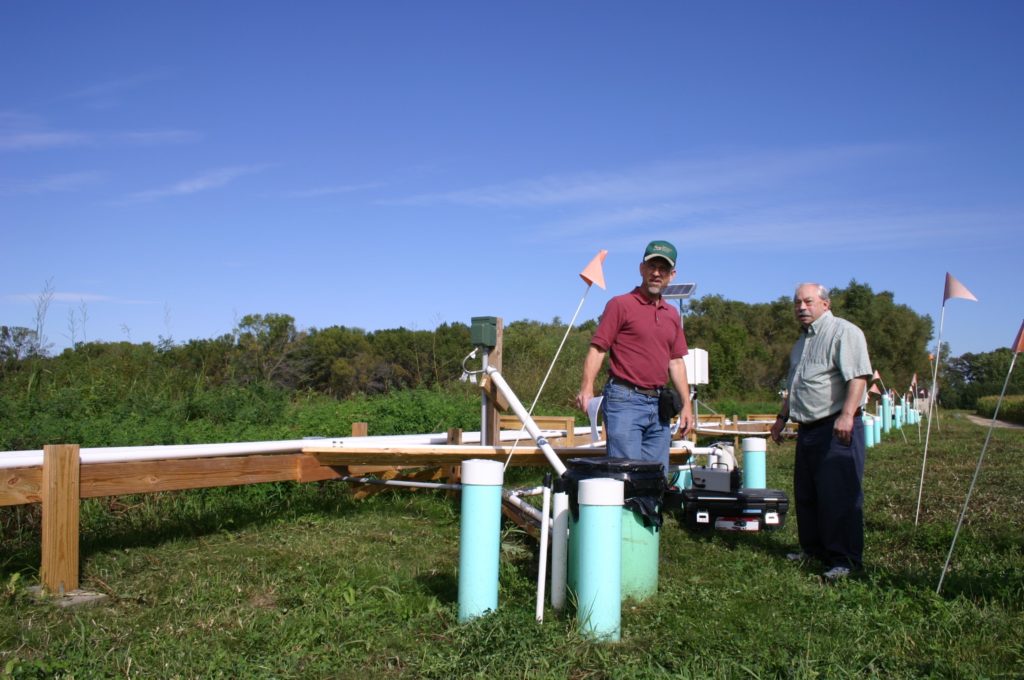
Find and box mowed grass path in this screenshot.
[2,412,1022,678]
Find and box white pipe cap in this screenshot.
[742,437,767,452]
[461,458,504,486]
[578,478,624,506]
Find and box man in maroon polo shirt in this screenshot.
[575,240,694,473]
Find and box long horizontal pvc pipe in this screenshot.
[340,476,462,491]
[0,427,588,471]
[484,367,567,476]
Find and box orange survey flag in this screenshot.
[579,250,608,289]
[943,272,978,303]
[1013,319,1024,354]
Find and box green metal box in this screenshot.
[470,316,498,348]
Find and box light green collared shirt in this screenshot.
[786,310,872,424]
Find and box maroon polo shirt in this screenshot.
[591,287,688,390]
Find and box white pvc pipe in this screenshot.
[340,476,461,491]
[0,428,584,471]
[535,481,551,623]
[502,489,546,526]
[550,491,569,610]
[484,367,567,476]
[0,438,333,470]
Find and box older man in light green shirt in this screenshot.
[770,283,872,581]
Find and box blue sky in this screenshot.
[2,2,1022,359]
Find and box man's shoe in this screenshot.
[786,551,810,561]
[822,566,851,581]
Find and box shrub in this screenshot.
[976,395,1024,425]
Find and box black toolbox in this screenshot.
[676,488,790,532]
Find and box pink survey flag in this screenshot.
[869,384,881,395]
[1013,319,1024,354]
[943,272,978,303]
[872,370,882,382]
[579,249,608,289]
[911,372,918,386]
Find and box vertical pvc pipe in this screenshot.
[894,405,903,429]
[576,478,623,642]
[882,396,892,434]
[620,508,659,601]
[550,491,569,610]
[671,442,692,488]
[863,415,875,448]
[741,437,767,489]
[458,459,504,623]
[535,480,551,622]
[873,413,882,443]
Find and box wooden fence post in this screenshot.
[482,318,503,446]
[41,444,80,595]
[445,428,463,500]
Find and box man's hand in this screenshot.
[575,389,593,413]
[770,416,786,444]
[676,402,693,437]
[833,413,854,445]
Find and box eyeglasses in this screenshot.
[644,260,673,273]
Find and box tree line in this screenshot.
[1,280,1016,450]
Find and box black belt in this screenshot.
[797,408,862,428]
[608,376,662,397]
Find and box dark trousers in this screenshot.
[794,413,865,569]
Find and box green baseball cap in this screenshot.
[643,240,677,268]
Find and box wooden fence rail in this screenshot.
[3,421,630,595]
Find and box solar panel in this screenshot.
[661,283,697,299]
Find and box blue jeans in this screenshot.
[602,382,671,473]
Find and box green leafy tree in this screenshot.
[232,313,304,387]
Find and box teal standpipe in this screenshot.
[741,437,767,489]
[882,396,892,434]
[575,478,623,642]
[894,405,904,429]
[863,415,875,448]
[458,459,504,623]
[873,413,882,443]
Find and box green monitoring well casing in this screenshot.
[470,316,498,348]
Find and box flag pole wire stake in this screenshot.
[896,390,909,444]
[927,353,942,432]
[916,273,977,526]
[937,319,1023,594]
[502,250,608,471]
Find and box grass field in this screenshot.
[2,411,1022,678]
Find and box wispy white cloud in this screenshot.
[0,171,102,196]
[0,126,197,152]
[118,165,269,203]
[62,71,172,109]
[399,143,1015,255]
[5,292,158,305]
[287,182,384,198]
[114,130,201,145]
[391,145,895,208]
[2,104,198,152]
[0,131,93,151]
[641,204,1016,253]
